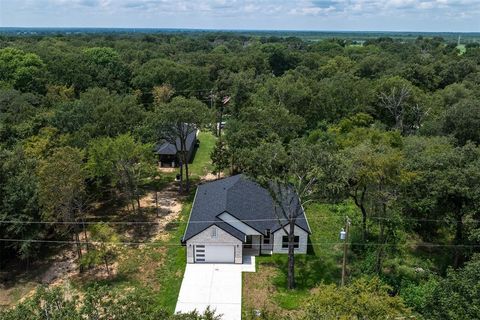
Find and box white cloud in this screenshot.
[1,0,479,30]
[286,0,480,17]
[8,0,480,16]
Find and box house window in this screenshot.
[211,227,217,238]
[282,236,299,249]
[263,229,271,244]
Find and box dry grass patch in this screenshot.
[243,264,282,314]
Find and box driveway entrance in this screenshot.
[175,256,255,320]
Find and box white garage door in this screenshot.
[194,245,235,263]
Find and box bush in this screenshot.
[0,285,221,320]
[423,254,480,320]
[304,277,412,320]
[400,276,438,312]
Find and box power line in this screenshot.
[0,215,478,225]
[1,238,479,248]
[149,88,213,93]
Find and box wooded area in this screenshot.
[1,32,480,319]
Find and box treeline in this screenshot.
[1,33,480,318]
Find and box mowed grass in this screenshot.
[189,130,216,178]
[243,202,357,313]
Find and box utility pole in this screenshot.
[219,96,230,138]
[340,216,351,286]
[209,89,218,136]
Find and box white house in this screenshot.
[181,175,311,264]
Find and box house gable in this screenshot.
[185,225,243,263]
[187,225,243,244]
[217,212,261,236]
[272,225,308,254]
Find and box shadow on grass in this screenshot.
[266,253,339,291]
[164,221,179,232]
[79,273,132,289]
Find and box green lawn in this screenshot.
[243,202,358,313]
[188,131,216,178]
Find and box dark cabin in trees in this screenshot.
[155,130,197,167]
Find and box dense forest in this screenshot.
[1,32,480,319]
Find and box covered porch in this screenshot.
[243,234,273,256]
[158,154,178,167]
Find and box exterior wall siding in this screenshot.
[186,225,243,264]
[272,226,308,254]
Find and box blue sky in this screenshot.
[0,0,479,32]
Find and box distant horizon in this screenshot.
[1,1,479,33]
[1,26,479,35]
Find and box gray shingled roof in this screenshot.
[154,130,197,155]
[182,175,311,242]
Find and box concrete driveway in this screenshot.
[175,256,255,320]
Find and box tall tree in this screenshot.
[241,139,344,289]
[81,223,119,277]
[37,147,86,270]
[330,116,405,243]
[210,139,230,179]
[443,99,480,145]
[0,146,41,266]
[87,134,155,214]
[342,141,404,249]
[0,48,46,93]
[82,47,130,92]
[52,88,145,147]
[402,137,480,268]
[155,96,213,193]
[375,76,427,134]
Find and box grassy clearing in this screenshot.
[243,202,356,314]
[73,192,191,313]
[457,44,466,55]
[189,131,216,178]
